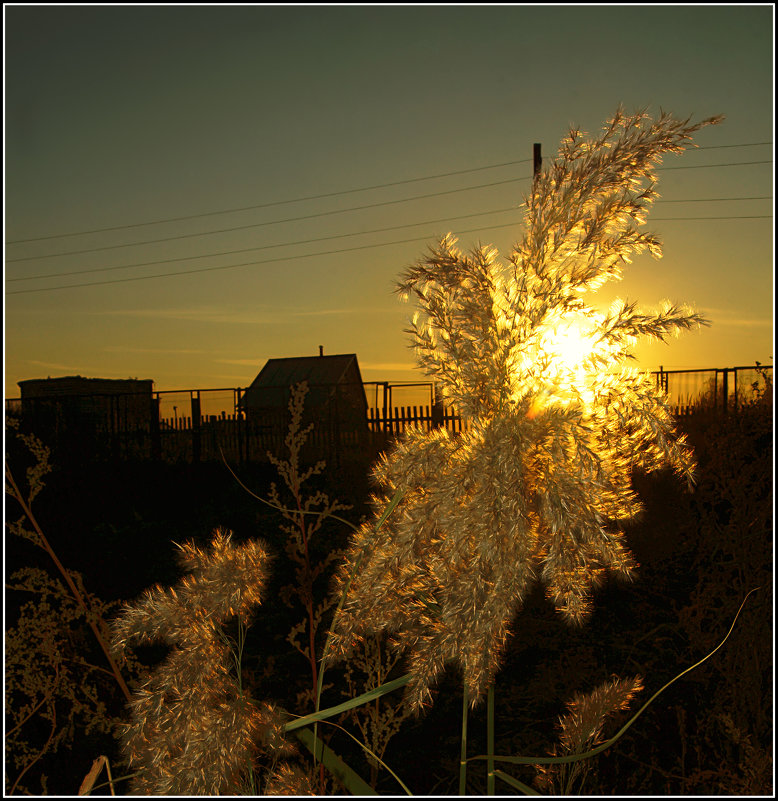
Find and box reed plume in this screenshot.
[534,675,644,794]
[110,528,305,794]
[326,107,722,711]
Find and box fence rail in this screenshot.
[5,365,772,465]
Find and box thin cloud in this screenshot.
[102,346,212,355]
[701,309,773,328]
[718,318,773,328]
[290,307,399,317]
[21,360,154,380]
[25,359,98,373]
[94,305,399,324]
[216,358,264,366]
[359,362,419,372]
[209,374,258,383]
[96,308,276,325]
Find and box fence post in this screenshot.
[431,382,444,429]
[382,382,390,436]
[236,388,245,465]
[657,365,665,394]
[191,392,201,463]
[533,143,542,178]
[150,395,161,460]
[722,368,729,417]
[108,395,119,460]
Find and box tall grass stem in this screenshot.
[459,682,469,795]
[487,683,495,795]
[469,587,760,769]
[5,464,133,705]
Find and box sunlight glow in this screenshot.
[524,313,605,416]
[543,316,598,374]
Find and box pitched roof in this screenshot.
[252,354,360,388]
[240,354,367,411]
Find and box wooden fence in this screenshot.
[147,405,471,466]
[6,365,771,465]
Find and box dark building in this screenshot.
[239,353,369,457]
[18,376,155,460]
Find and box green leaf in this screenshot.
[471,588,759,768]
[284,672,412,733]
[494,769,541,795]
[292,726,376,796]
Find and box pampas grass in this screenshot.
[11,106,759,798]
[534,675,645,794]
[325,107,722,712]
[109,530,310,794]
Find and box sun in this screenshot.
[545,317,597,373]
[530,312,602,411]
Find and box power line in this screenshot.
[6,214,772,296]
[5,141,772,246]
[4,158,534,245]
[658,159,770,171]
[8,207,522,282]
[654,196,771,202]
[4,175,534,263]
[7,197,772,283]
[696,142,771,149]
[6,158,773,264]
[653,215,770,220]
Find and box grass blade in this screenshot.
[459,682,468,795]
[303,715,413,795]
[487,683,495,795]
[494,769,541,795]
[313,487,405,769]
[284,672,412,733]
[471,587,760,768]
[292,726,376,796]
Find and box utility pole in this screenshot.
[533,143,542,179]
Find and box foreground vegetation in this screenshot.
[5,108,772,795]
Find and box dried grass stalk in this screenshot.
[326,107,722,711]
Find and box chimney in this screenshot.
[319,345,324,357]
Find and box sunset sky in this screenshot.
[5,5,774,407]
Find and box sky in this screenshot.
[4,4,774,409]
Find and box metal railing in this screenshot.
[653,364,773,416]
[5,365,772,464]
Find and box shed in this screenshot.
[18,376,155,459]
[239,353,369,452]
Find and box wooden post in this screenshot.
[533,143,542,179]
[382,382,388,436]
[109,394,119,460]
[234,388,243,464]
[658,365,668,394]
[150,395,161,460]
[191,391,201,463]
[722,368,729,416]
[431,382,444,429]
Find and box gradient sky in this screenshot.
[5,5,774,406]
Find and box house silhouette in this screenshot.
[17,376,154,461]
[238,353,369,457]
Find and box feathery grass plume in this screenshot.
[270,381,351,713]
[6,419,142,794]
[339,633,413,788]
[534,675,644,794]
[264,762,318,795]
[326,107,722,711]
[110,528,302,794]
[5,567,144,795]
